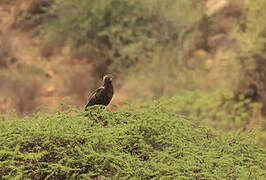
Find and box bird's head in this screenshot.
[103,74,113,84]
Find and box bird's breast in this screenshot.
[104,84,113,97]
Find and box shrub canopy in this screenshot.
[0,104,265,179]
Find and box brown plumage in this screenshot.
[85,74,114,110]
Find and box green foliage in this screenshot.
[40,0,204,73]
[153,90,258,131]
[235,0,266,60]
[131,88,261,132]
[41,0,151,72]
[232,0,266,94]
[0,104,265,179]
[14,0,53,30]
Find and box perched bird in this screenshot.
[85,74,114,110]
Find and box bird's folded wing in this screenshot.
[85,87,104,108]
[88,87,104,99]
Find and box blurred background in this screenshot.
[0,0,265,145]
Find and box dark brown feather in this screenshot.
[85,74,113,110]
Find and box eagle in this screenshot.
[84,74,114,110]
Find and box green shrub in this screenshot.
[41,0,151,73]
[157,90,258,130]
[13,0,53,30]
[0,104,265,179]
[232,0,266,109]
[39,0,204,74]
